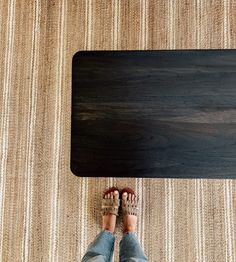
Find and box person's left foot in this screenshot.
[121,190,138,233]
[102,189,119,233]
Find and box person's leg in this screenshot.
[119,190,148,262]
[119,232,148,262]
[82,188,120,262]
[82,230,115,262]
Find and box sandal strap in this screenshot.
[122,198,138,216]
[102,198,120,216]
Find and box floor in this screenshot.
[0,0,236,261]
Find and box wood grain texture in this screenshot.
[72,50,236,178]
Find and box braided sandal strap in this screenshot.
[102,198,120,216]
[122,198,138,216]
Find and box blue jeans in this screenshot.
[82,230,148,262]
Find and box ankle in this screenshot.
[103,227,115,234]
[123,224,136,233]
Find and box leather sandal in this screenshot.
[121,188,138,216]
[102,187,120,216]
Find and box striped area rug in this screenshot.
[0,1,236,261]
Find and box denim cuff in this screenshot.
[123,232,136,238]
[101,230,116,241]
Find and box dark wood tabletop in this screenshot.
[71,50,236,178]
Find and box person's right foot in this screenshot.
[122,190,138,233]
[102,188,119,233]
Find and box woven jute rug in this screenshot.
[0,1,236,261]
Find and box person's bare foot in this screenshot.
[122,191,138,233]
[102,189,119,233]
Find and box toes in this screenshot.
[123,191,136,202]
[114,190,119,199]
[122,192,128,201]
[110,191,114,199]
[104,188,120,200]
[131,194,135,202]
[128,193,132,201]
